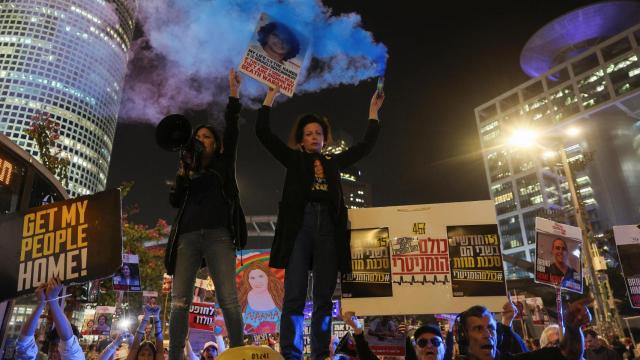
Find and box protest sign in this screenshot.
[0,188,122,302]
[113,253,141,292]
[238,13,308,97]
[342,201,506,315]
[81,309,96,336]
[447,224,506,297]
[92,306,115,336]
[534,218,582,293]
[364,316,406,357]
[613,225,640,308]
[525,297,546,325]
[236,250,284,335]
[342,227,392,298]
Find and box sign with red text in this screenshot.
[0,189,122,302]
[188,301,227,336]
[613,225,640,308]
[341,201,506,315]
[534,218,582,293]
[238,13,308,97]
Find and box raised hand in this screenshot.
[369,88,385,120]
[263,87,280,107]
[144,303,160,319]
[564,297,593,329]
[502,299,517,327]
[229,69,242,98]
[35,283,47,303]
[343,311,363,334]
[45,277,63,301]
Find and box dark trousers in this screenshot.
[280,203,338,360]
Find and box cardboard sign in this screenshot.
[534,218,583,293]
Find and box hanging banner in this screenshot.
[0,188,122,302]
[613,225,640,308]
[238,12,309,97]
[113,253,141,292]
[342,201,506,315]
[236,250,285,335]
[534,218,583,293]
[342,227,392,298]
[447,224,506,297]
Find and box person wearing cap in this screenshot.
[184,334,226,360]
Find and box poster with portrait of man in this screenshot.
[613,225,640,308]
[113,253,141,292]
[239,12,309,97]
[534,218,582,293]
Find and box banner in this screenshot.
[92,306,115,336]
[236,250,284,335]
[113,253,141,292]
[447,224,506,297]
[534,218,583,293]
[342,201,506,315]
[342,228,392,298]
[364,316,406,357]
[238,12,308,97]
[0,188,122,302]
[613,225,640,308]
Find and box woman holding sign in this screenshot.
[256,85,384,359]
[165,69,247,359]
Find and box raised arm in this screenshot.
[222,69,242,162]
[127,304,155,360]
[344,311,380,360]
[255,87,292,166]
[560,298,592,360]
[15,284,46,360]
[498,300,528,354]
[335,89,384,169]
[45,277,85,360]
[98,332,131,360]
[151,305,164,360]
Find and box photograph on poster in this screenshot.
[535,231,582,293]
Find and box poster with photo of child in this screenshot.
[113,253,141,292]
[534,218,583,293]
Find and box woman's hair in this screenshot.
[193,124,221,155]
[136,341,157,359]
[98,314,107,323]
[539,324,560,348]
[287,113,333,150]
[237,262,284,312]
[257,22,300,61]
[119,264,130,277]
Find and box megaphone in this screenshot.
[156,114,203,171]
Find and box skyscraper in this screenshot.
[475,2,640,278]
[0,0,136,197]
[324,139,373,208]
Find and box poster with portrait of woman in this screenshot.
[235,250,285,335]
[81,309,96,336]
[534,218,583,293]
[113,253,141,292]
[239,12,309,97]
[91,306,115,336]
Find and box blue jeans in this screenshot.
[280,203,338,360]
[168,228,244,360]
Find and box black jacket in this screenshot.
[164,97,248,275]
[255,105,380,273]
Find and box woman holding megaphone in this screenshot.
[165,69,248,359]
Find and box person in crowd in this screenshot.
[165,69,248,359]
[237,261,284,334]
[611,335,627,360]
[539,325,561,348]
[454,298,592,360]
[548,238,579,288]
[585,329,621,360]
[15,277,85,360]
[121,303,164,360]
[98,332,132,360]
[257,21,300,64]
[256,85,384,360]
[87,343,100,360]
[184,335,226,360]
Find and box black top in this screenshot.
[309,154,330,203]
[457,347,565,360]
[178,169,229,234]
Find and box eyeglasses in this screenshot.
[417,337,443,348]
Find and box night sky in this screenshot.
[106,0,603,227]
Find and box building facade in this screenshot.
[0,0,136,197]
[476,20,640,278]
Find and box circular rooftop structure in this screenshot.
[520,1,640,77]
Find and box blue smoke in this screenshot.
[120,0,387,123]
